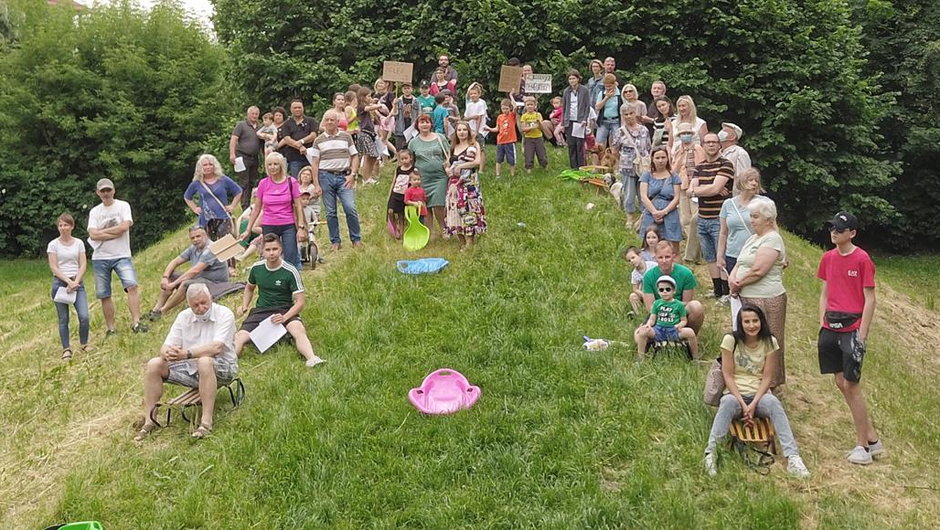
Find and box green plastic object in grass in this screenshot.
[46,522,103,530]
[558,169,593,181]
[403,205,429,251]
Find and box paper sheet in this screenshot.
[730,295,742,331]
[571,122,586,139]
[403,123,418,142]
[53,286,76,304]
[234,156,246,172]
[249,315,287,353]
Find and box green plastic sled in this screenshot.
[403,205,429,251]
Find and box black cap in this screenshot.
[827,211,858,231]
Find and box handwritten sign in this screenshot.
[498,65,525,93]
[524,74,552,94]
[382,61,413,83]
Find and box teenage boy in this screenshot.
[817,211,884,465]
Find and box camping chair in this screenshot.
[729,417,778,474]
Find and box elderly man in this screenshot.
[310,109,362,250]
[690,132,735,299]
[235,234,325,367]
[429,54,458,87]
[719,122,751,179]
[278,98,318,177]
[134,284,237,441]
[642,80,667,126]
[229,106,263,209]
[148,226,229,320]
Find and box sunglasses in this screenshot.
[658,287,673,293]
[829,227,850,234]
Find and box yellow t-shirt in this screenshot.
[720,334,778,396]
[520,111,543,139]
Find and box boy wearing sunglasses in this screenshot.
[635,275,699,359]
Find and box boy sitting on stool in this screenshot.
[635,275,699,359]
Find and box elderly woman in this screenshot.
[408,113,451,237]
[729,197,788,386]
[241,151,306,269]
[620,84,648,120]
[184,154,243,241]
[718,168,766,279]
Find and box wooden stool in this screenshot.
[729,416,778,455]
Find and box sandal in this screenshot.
[62,348,73,360]
[192,423,212,439]
[81,344,95,353]
[134,423,157,442]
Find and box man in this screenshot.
[148,226,230,320]
[134,284,237,441]
[642,80,667,126]
[719,122,751,181]
[87,178,147,334]
[603,56,618,79]
[690,132,734,299]
[310,109,362,250]
[640,241,705,333]
[817,212,884,465]
[229,106,264,209]
[429,54,458,87]
[234,234,325,367]
[278,99,318,177]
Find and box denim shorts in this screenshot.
[697,217,721,262]
[496,143,516,165]
[165,359,238,388]
[654,324,680,342]
[92,257,138,299]
[595,118,620,145]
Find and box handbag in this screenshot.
[703,356,726,407]
[200,181,236,236]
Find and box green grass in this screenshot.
[3,147,940,528]
[874,254,940,311]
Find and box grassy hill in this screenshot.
[2,147,939,528]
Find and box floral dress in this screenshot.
[444,145,486,236]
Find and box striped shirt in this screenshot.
[694,157,734,219]
[310,131,358,172]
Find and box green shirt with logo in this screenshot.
[247,260,303,309]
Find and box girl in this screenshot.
[463,82,488,172]
[703,305,810,478]
[320,93,348,131]
[373,79,397,162]
[638,146,682,254]
[429,68,456,96]
[387,149,415,238]
[611,106,651,224]
[356,86,383,184]
[297,166,321,224]
[47,213,91,359]
[403,172,428,226]
[540,96,564,145]
[640,225,662,262]
[445,121,486,249]
[650,96,674,147]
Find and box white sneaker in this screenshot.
[868,440,886,458]
[847,445,873,465]
[787,455,810,478]
[717,295,730,305]
[704,452,717,476]
[305,356,326,368]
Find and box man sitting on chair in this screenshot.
[134,283,238,441]
[149,226,230,320]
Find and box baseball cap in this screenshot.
[656,275,677,289]
[827,211,858,231]
[96,178,114,191]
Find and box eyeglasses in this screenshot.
[658,287,673,293]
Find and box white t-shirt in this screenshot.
[46,237,85,278]
[464,99,487,133]
[87,199,133,260]
[568,92,579,121]
[631,261,658,286]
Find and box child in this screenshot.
[390,82,421,151]
[443,91,460,137]
[387,150,415,238]
[640,225,662,262]
[486,98,517,177]
[257,112,279,155]
[463,82,488,171]
[549,96,566,146]
[403,171,428,226]
[623,246,657,318]
[634,275,699,359]
[356,86,383,184]
[235,188,263,262]
[520,96,548,173]
[417,81,435,116]
[297,166,321,214]
[432,93,449,134]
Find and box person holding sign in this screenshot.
[47,213,91,360]
[234,234,324,367]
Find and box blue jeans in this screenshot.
[262,224,302,269]
[287,159,310,178]
[320,170,362,245]
[51,278,90,348]
[697,217,721,263]
[92,257,138,299]
[620,171,638,213]
[706,393,800,457]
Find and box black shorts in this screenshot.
[387,192,405,214]
[818,328,866,382]
[239,306,301,333]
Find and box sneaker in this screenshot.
[717,295,730,305]
[787,455,810,478]
[364,178,378,185]
[847,445,873,465]
[132,322,149,334]
[147,310,162,321]
[305,356,326,368]
[105,329,117,337]
[704,452,717,476]
[868,440,886,458]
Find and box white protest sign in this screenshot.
[524,74,552,94]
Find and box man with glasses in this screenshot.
[690,132,734,300]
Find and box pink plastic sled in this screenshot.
[408,368,481,415]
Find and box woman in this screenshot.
[445,122,485,248]
[620,84,648,120]
[320,93,348,131]
[650,96,674,147]
[47,213,90,360]
[242,151,307,269]
[611,105,651,219]
[669,95,708,154]
[729,197,788,387]
[429,68,456,96]
[184,154,243,241]
[718,168,765,278]
[704,305,809,478]
[408,114,451,237]
[562,69,591,169]
[638,146,681,252]
[586,59,605,102]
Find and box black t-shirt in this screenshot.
[278,116,317,162]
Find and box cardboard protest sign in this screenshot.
[498,65,525,93]
[209,234,243,262]
[383,61,413,83]
[524,74,552,93]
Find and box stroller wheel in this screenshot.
[309,242,319,270]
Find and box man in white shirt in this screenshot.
[134,284,238,441]
[719,122,752,180]
[87,178,147,334]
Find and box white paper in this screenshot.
[571,122,586,139]
[54,286,76,304]
[378,140,390,158]
[86,237,102,250]
[730,296,742,331]
[234,156,246,172]
[249,315,287,353]
[403,123,418,142]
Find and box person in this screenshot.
[355,86,383,184]
[241,152,307,268]
[649,96,674,147]
[463,82,488,145]
[620,84,648,120]
[509,63,533,111]
[387,149,415,238]
[429,54,458,87]
[149,225,230,319]
[445,121,485,248]
[703,305,810,478]
[817,211,884,465]
[432,93,449,134]
[642,80,667,127]
[229,106,263,208]
[611,105,651,220]
[47,213,90,359]
[635,275,699,358]
[690,132,735,299]
[278,99,318,177]
[87,178,147,335]
[234,234,325,367]
[404,172,429,225]
[623,246,656,318]
[729,197,788,386]
[719,122,751,180]
[430,67,456,96]
[319,93,349,132]
[638,146,682,251]
[586,59,605,102]
[408,114,451,238]
[308,110,362,250]
[257,112,279,156]
[184,154,243,241]
[593,74,621,151]
[673,122,706,263]
[540,96,565,146]
[486,98,518,178]
[417,81,435,115]
[373,79,396,157]
[603,56,618,82]
[642,241,705,333]
[442,90,461,137]
[520,96,548,173]
[390,83,421,151]
[562,69,591,169]
[718,168,765,284]
[669,95,708,153]
[234,188,262,263]
[134,284,238,441]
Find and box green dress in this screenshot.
[408,133,451,208]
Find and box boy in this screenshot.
[520,96,548,173]
[417,81,435,116]
[391,82,421,152]
[486,98,518,178]
[634,275,699,359]
[442,90,460,137]
[817,211,883,465]
[623,246,656,318]
[432,93,449,134]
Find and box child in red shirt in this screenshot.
[486,98,518,177]
[403,172,428,225]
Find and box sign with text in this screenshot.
[524,74,553,93]
[382,61,413,83]
[498,65,525,93]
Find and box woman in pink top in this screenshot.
[241,151,307,269]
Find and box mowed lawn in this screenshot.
[3,146,940,529]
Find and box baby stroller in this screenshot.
[299,209,325,270]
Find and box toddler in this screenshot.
[623,246,657,318]
[403,172,428,226]
[257,112,278,155]
[635,276,699,359]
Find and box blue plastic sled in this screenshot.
[397,258,449,275]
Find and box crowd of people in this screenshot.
[44,54,884,474]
